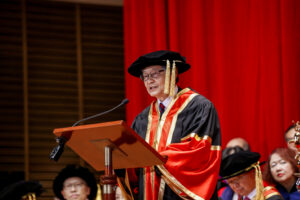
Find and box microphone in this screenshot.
[72,98,129,127]
[49,136,68,162]
[49,98,129,161]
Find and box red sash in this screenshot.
[143,88,221,200]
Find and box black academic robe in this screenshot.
[120,88,221,200]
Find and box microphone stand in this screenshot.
[72,99,129,127]
[49,99,129,162]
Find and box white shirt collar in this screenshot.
[232,188,256,200]
[232,193,239,200]
[247,188,256,200]
[158,86,178,108]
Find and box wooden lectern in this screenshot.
[53,120,166,200]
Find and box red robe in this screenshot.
[122,88,221,199]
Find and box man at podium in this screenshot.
[119,50,221,200]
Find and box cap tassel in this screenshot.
[22,193,36,200]
[169,61,176,97]
[96,184,102,200]
[254,163,264,200]
[164,60,170,95]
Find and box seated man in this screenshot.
[219,151,283,200]
[226,137,251,152]
[53,165,98,200]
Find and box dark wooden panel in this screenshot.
[81,4,125,125]
[0,0,24,178]
[0,1,124,199]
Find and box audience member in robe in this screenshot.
[220,151,283,200]
[0,180,43,200]
[53,165,98,200]
[218,146,246,196]
[263,148,300,200]
[218,137,251,196]
[285,124,298,154]
[226,137,251,152]
[116,50,221,200]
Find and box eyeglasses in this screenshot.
[140,69,165,81]
[63,182,85,191]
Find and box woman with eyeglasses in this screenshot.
[53,165,98,200]
[263,148,300,200]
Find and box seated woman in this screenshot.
[263,148,300,200]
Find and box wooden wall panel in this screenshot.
[0,0,124,199]
[81,5,124,124]
[26,2,79,197]
[0,0,25,191]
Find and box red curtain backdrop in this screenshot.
[123,0,300,160]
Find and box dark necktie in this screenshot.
[159,103,165,115]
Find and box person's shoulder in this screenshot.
[133,104,152,121]
[182,87,215,109]
[263,182,284,200]
[131,103,152,131]
[289,184,300,198]
[290,190,300,199]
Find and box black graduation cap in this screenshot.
[127,50,191,77]
[53,165,97,200]
[128,50,191,96]
[220,151,261,180]
[0,180,43,200]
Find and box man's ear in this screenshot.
[87,186,91,195]
[61,190,65,198]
